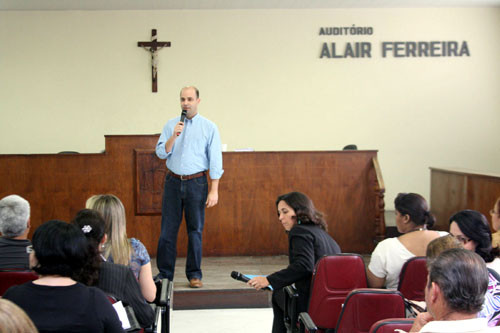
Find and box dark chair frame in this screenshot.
[146,278,174,333]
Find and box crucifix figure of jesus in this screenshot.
[138,29,171,92]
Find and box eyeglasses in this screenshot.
[490,209,499,216]
[453,234,471,245]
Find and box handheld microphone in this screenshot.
[177,110,187,136]
[230,271,271,290]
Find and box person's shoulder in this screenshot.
[3,283,25,297]
[0,237,30,245]
[373,236,400,251]
[86,284,112,299]
[290,224,321,236]
[129,238,146,249]
[101,261,130,274]
[166,116,180,126]
[196,114,218,127]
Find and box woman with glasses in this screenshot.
[367,193,446,289]
[449,209,500,273]
[490,198,500,248]
[449,209,500,326]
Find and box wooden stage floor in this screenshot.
[151,255,371,310]
[151,256,289,310]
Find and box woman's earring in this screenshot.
[297,219,302,225]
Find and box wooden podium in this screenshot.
[0,135,385,256]
[430,167,500,231]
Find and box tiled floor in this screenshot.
[171,308,274,332]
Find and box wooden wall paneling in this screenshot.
[430,168,500,232]
[1,135,383,257]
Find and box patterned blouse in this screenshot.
[107,238,151,279]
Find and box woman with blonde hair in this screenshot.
[86,194,156,302]
[0,299,38,333]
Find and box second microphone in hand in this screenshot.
[230,271,272,290]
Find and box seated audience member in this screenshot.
[247,192,341,333]
[3,220,124,333]
[490,197,500,248]
[0,195,32,270]
[86,194,156,302]
[410,248,490,332]
[449,210,500,273]
[72,209,155,328]
[426,234,463,258]
[367,193,446,289]
[0,298,38,333]
[427,234,500,327]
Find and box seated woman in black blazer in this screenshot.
[71,209,155,329]
[248,191,341,333]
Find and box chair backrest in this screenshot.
[369,318,414,333]
[307,254,368,330]
[335,288,406,333]
[0,270,38,296]
[397,256,428,301]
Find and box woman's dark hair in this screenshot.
[449,209,500,263]
[70,209,106,286]
[394,193,435,229]
[276,192,327,231]
[32,220,90,279]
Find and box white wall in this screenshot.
[1,8,499,210]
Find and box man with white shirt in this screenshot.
[410,248,493,332]
[155,86,223,288]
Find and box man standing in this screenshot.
[410,248,492,332]
[155,86,223,288]
[0,194,32,270]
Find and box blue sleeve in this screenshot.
[131,238,151,265]
[156,120,175,160]
[207,123,224,179]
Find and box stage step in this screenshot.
[173,288,271,310]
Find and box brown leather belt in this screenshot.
[168,170,207,181]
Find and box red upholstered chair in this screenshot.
[285,254,367,333]
[0,270,38,296]
[397,256,428,302]
[335,289,406,333]
[299,288,406,333]
[369,318,415,333]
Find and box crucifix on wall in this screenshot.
[137,29,171,93]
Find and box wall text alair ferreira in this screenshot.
[319,26,470,58]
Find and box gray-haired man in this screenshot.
[0,194,32,270]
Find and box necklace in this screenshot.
[406,227,425,234]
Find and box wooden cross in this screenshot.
[137,29,171,93]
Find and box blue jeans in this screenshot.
[157,173,208,280]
